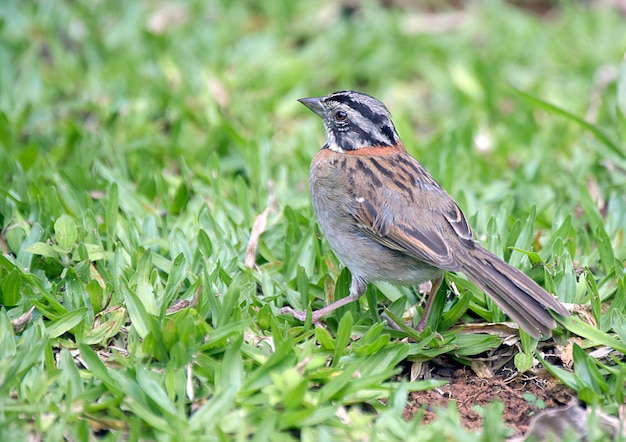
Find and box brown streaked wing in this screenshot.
[351,188,459,270]
[444,201,474,243]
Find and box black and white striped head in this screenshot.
[298,90,400,152]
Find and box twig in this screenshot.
[245,181,276,268]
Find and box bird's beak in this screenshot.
[298,97,325,118]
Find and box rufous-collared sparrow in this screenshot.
[280,90,569,338]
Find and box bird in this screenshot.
[279,90,569,338]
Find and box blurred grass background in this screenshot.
[1,0,625,440]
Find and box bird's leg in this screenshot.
[415,276,443,332]
[280,275,367,324]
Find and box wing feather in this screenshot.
[352,189,466,271]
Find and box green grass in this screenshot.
[1,1,625,440]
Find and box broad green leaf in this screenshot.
[83,243,106,261]
[58,348,83,399]
[188,385,238,432]
[585,269,603,327]
[55,214,77,251]
[332,312,353,367]
[559,315,626,353]
[170,182,190,215]
[452,333,502,357]
[63,268,91,312]
[334,267,356,321]
[239,340,297,394]
[46,307,88,338]
[0,269,21,306]
[296,266,309,309]
[199,319,252,351]
[364,285,381,323]
[217,276,242,328]
[17,223,44,269]
[123,285,151,338]
[608,310,626,343]
[573,344,609,395]
[509,247,544,266]
[514,351,533,373]
[217,334,243,390]
[106,182,118,248]
[357,344,409,377]
[318,362,358,403]
[163,253,188,311]
[536,353,580,391]
[0,309,16,356]
[78,343,118,388]
[315,326,334,351]
[24,242,57,258]
[440,289,472,330]
[509,205,536,269]
[136,367,180,418]
[278,405,338,431]
[257,304,273,331]
[82,308,126,345]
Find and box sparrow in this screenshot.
[280,90,569,338]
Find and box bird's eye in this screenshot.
[335,111,347,121]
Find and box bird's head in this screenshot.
[298,90,400,153]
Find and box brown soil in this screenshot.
[401,356,575,437]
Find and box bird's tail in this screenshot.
[458,245,569,338]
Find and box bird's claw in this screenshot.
[279,306,323,325]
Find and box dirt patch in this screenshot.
[402,358,575,436]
